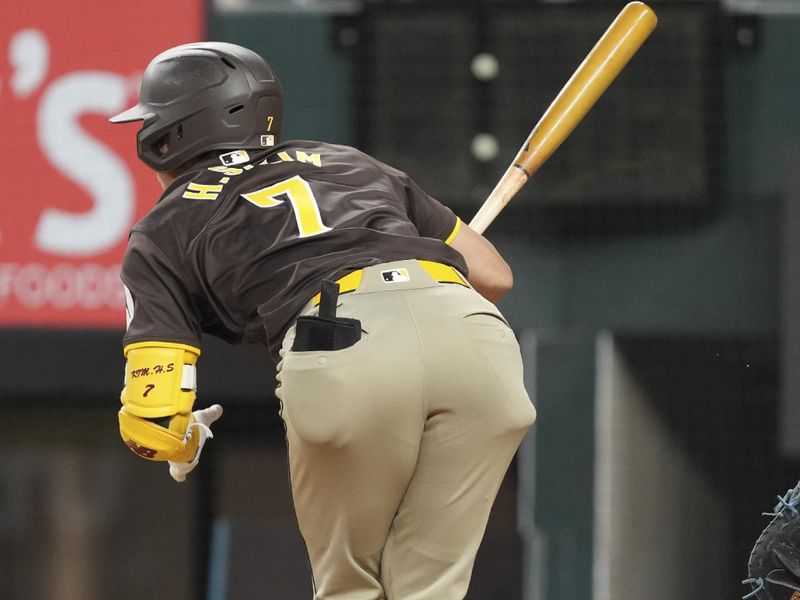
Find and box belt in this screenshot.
[313,260,467,306]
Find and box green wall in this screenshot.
[496,17,800,336]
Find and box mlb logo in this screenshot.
[220,150,250,166]
[260,134,276,147]
[381,268,410,283]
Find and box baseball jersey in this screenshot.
[121,140,467,360]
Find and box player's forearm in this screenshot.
[449,224,513,303]
[468,261,513,303]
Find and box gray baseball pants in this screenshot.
[277,260,536,600]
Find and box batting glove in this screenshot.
[168,404,223,483]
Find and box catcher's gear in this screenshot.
[118,341,202,462]
[743,481,800,600]
[109,41,283,172]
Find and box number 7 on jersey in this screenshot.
[242,175,332,238]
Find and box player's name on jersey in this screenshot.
[182,149,323,201]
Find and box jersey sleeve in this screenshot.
[121,231,201,350]
[396,172,461,244]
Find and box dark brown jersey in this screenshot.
[121,140,467,360]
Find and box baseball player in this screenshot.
[111,42,535,600]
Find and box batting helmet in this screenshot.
[110,42,283,172]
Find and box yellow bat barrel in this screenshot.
[515,1,657,177]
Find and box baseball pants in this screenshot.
[276,260,536,600]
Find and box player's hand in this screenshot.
[168,404,223,483]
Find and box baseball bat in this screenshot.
[469,1,657,234]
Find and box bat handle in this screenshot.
[468,166,529,234]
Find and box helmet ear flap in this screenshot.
[151,133,170,159]
[140,123,190,172]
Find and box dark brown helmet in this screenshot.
[110,42,283,172]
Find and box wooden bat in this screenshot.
[469,1,657,234]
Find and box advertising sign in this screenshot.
[0,2,203,328]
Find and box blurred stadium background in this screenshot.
[2,0,799,598]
